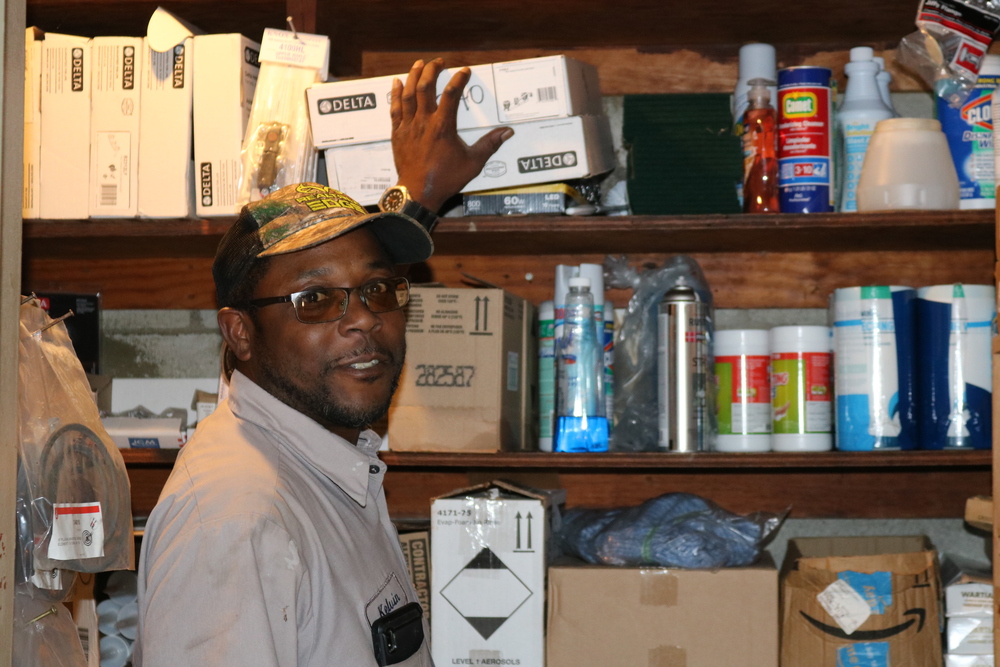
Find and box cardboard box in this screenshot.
[388,287,535,452]
[138,35,194,217]
[307,64,498,148]
[493,55,602,124]
[431,481,563,667]
[944,558,993,617]
[307,55,601,149]
[780,536,942,667]
[947,615,993,654]
[326,115,615,206]
[519,299,539,450]
[965,495,992,532]
[89,36,142,217]
[101,416,185,449]
[193,33,260,217]
[24,27,43,219]
[947,655,995,667]
[398,530,431,620]
[40,33,91,219]
[547,558,779,667]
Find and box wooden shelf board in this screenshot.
[121,448,990,470]
[23,210,995,259]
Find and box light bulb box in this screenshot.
[192,33,260,217]
[89,36,142,218]
[39,33,91,219]
[325,114,615,206]
[307,55,601,150]
[388,287,536,452]
[431,481,564,667]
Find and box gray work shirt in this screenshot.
[136,371,432,666]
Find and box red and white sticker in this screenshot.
[48,502,104,561]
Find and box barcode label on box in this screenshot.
[360,178,392,191]
[100,184,117,206]
[538,86,557,102]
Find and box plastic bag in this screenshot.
[897,0,1000,107]
[18,298,134,574]
[557,493,784,568]
[237,30,325,204]
[604,255,715,451]
[13,592,88,667]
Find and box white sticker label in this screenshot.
[94,131,131,209]
[48,502,104,561]
[259,28,329,73]
[817,579,872,635]
[30,567,63,590]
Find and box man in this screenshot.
[136,59,513,666]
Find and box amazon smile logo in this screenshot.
[800,608,926,641]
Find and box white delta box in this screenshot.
[138,9,195,218]
[89,36,142,217]
[39,33,91,219]
[431,481,564,667]
[326,115,615,206]
[24,28,43,219]
[193,33,260,217]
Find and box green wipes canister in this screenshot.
[715,330,771,452]
[770,325,833,451]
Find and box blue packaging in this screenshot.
[777,67,834,213]
[917,284,995,449]
[833,287,918,451]
[938,55,1000,208]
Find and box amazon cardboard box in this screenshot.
[431,481,564,667]
[325,114,615,206]
[388,287,536,452]
[780,536,942,667]
[546,558,779,667]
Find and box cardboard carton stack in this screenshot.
[23,10,260,220]
[944,559,995,666]
[307,55,616,206]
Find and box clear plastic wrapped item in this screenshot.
[18,298,134,574]
[604,254,715,451]
[897,0,1000,107]
[237,28,329,204]
[557,492,783,568]
[13,591,88,667]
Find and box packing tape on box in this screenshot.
[649,645,687,667]
[640,570,678,606]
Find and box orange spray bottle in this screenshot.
[742,78,780,213]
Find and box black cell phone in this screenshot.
[371,601,425,666]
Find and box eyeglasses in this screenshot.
[242,276,410,324]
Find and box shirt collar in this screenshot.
[227,370,382,507]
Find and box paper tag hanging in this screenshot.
[817,578,872,635]
[48,502,105,561]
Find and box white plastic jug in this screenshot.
[856,118,960,211]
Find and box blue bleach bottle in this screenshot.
[939,54,1000,209]
[555,277,609,452]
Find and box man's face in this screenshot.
[244,228,406,433]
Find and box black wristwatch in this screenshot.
[378,185,439,233]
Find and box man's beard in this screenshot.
[255,341,404,431]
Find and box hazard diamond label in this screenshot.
[440,547,533,639]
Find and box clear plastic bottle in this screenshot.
[742,77,780,213]
[555,277,609,452]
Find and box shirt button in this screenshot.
[369,464,380,474]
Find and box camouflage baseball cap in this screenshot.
[245,182,433,262]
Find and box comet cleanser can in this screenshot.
[777,66,834,213]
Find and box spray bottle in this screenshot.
[872,56,898,116]
[742,78,780,213]
[838,47,894,212]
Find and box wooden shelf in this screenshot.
[22,209,996,259]
[121,448,990,520]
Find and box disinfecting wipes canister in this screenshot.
[715,330,771,452]
[941,55,1000,209]
[833,286,918,451]
[770,326,833,451]
[917,284,995,449]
